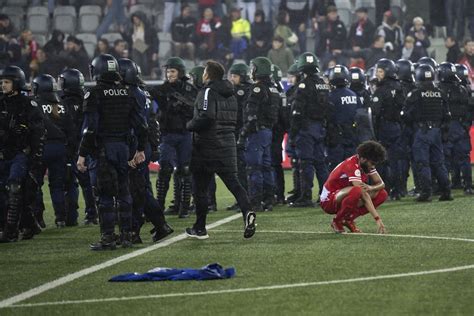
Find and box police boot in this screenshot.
[151,223,174,243]
[286,164,301,203]
[463,177,473,195]
[131,231,143,244]
[84,214,98,225]
[415,192,432,202]
[1,183,23,242]
[290,171,313,208]
[178,166,192,218]
[165,170,180,215]
[156,165,173,212]
[35,209,46,228]
[119,232,133,248]
[90,234,117,251]
[20,209,42,240]
[226,202,241,211]
[438,191,454,201]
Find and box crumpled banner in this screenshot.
[109,263,236,282]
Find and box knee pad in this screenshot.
[8,181,22,195]
[159,164,173,178]
[178,165,191,177]
[299,159,313,170]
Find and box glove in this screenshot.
[237,134,246,147]
[13,123,28,135]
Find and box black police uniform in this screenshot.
[151,79,197,218]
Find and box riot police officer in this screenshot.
[289,52,331,207]
[270,64,289,206]
[118,58,174,243]
[32,74,75,227]
[151,57,197,218]
[327,65,360,171]
[438,62,473,194]
[59,68,99,226]
[285,62,302,204]
[226,63,252,211]
[403,64,453,202]
[349,67,375,144]
[396,59,418,196]
[77,54,148,250]
[239,57,279,211]
[0,66,45,242]
[371,58,405,200]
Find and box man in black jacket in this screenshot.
[171,4,196,60]
[185,60,256,240]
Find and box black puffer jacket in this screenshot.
[187,79,238,173]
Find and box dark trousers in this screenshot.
[192,169,251,231]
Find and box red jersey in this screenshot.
[320,155,377,202]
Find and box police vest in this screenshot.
[94,85,132,135]
[254,82,279,127]
[418,88,444,122]
[443,83,468,119]
[302,76,330,121]
[38,98,68,142]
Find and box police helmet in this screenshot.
[438,62,459,83]
[272,64,283,82]
[0,65,27,91]
[287,63,299,76]
[297,52,320,74]
[32,74,60,103]
[349,67,366,87]
[164,57,186,78]
[329,64,350,87]
[250,57,273,79]
[58,68,84,94]
[417,57,438,71]
[229,63,250,82]
[396,59,415,82]
[415,64,435,82]
[90,54,120,82]
[189,65,205,88]
[366,67,377,84]
[455,64,469,83]
[118,58,141,86]
[375,58,397,80]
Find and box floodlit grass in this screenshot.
[0,171,473,315]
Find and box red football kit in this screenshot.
[320,155,378,214]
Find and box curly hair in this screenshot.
[356,141,387,164]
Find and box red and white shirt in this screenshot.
[320,155,378,202]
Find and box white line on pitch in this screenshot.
[8,264,474,308]
[0,213,243,308]
[211,230,474,243]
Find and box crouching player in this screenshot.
[320,141,388,234]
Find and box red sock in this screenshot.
[335,186,362,222]
[351,189,388,220]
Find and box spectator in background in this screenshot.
[316,6,346,65]
[267,36,294,74]
[110,39,128,60]
[94,38,110,58]
[237,0,257,23]
[196,7,222,59]
[338,35,387,69]
[198,0,224,17]
[19,30,38,77]
[458,39,474,86]
[246,10,272,62]
[348,7,376,50]
[467,1,474,40]
[280,0,310,53]
[401,35,425,62]
[43,30,65,57]
[445,36,462,64]
[96,0,127,39]
[61,36,89,77]
[376,12,403,60]
[444,0,465,41]
[172,4,197,61]
[260,0,281,23]
[0,14,18,38]
[122,11,159,76]
[407,17,430,56]
[0,32,21,69]
[30,48,63,79]
[274,10,298,49]
[230,7,251,59]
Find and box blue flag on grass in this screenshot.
[109,263,236,282]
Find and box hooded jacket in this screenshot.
[187,79,238,173]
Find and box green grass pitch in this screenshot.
[0,171,473,315]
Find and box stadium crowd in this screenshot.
[0,0,473,247]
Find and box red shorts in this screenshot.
[319,188,340,215]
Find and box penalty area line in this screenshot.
[0,213,243,308]
[8,264,474,308]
